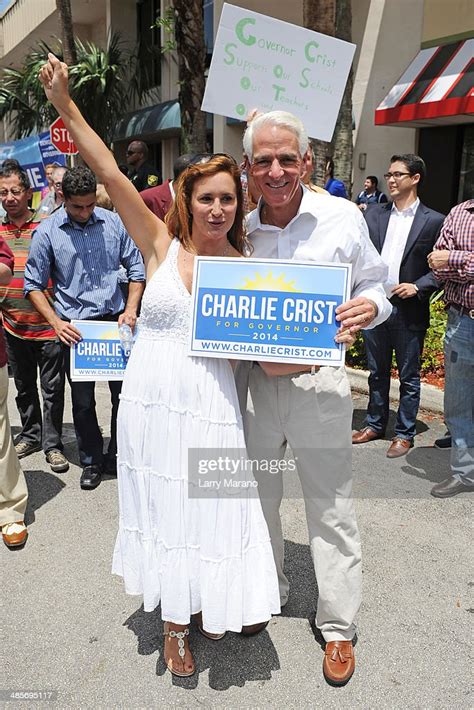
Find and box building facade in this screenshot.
[0,0,472,210]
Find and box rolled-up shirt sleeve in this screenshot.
[119,225,146,282]
[352,212,392,328]
[433,213,474,282]
[24,226,53,295]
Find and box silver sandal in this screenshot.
[163,622,195,677]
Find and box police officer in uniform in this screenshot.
[126,140,159,192]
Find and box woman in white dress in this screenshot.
[39,55,280,677]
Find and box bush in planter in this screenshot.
[346,292,447,378]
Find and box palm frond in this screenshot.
[0,33,147,143]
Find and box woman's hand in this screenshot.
[38,53,70,107]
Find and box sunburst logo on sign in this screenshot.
[100,327,121,340]
[240,271,301,292]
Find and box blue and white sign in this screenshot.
[70,320,131,381]
[0,131,65,193]
[190,258,352,365]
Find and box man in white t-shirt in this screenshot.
[237,110,391,686]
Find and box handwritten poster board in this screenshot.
[202,3,356,141]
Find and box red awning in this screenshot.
[375,39,474,128]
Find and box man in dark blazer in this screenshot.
[352,154,444,457]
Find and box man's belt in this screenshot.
[449,303,474,319]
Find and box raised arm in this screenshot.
[38,53,169,266]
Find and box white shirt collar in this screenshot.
[391,197,420,217]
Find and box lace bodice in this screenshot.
[137,238,190,342]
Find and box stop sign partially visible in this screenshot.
[50,116,78,155]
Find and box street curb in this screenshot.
[347,367,444,415]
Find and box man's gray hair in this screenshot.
[243,111,309,162]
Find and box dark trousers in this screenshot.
[362,306,426,440]
[5,332,65,452]
[62,312,122,468]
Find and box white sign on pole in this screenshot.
[202,4,356,141]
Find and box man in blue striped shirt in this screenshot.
[24,166,145,490]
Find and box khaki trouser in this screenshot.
[0,365,28,526]
[237,362,362,642]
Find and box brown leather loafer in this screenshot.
[323,640,355,686]
[431,476,474,498]
[2,521,28,548]
[352,427,382,444]
[386,437,413,458]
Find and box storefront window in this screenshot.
[458,124,474,203]
[137,0,161,90]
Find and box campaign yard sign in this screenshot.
[202,3,356,141]
[0,132,65,193]
[70,320,130,381]
[189,258,352,366]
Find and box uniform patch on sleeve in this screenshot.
[147,175,159,187]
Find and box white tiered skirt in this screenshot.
[112,334,280,634]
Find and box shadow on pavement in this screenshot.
[402,446,450,483]
[24,469,66,526]
[124,606,280,690]
[352,407,429,436]
[280,540,317,618]
[123,540,320,689]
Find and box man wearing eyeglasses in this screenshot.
[126,140,160,192]
[352,154,445,457]
[0,164,67,473]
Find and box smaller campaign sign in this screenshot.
[189,258,352,366]
[70,320,130,381]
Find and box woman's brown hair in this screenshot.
[165,154,248,255]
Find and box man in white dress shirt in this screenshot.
[237,110,392,686]
[352,155,444,457]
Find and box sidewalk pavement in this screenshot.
[3,379,471,709]
[348,367,444,415]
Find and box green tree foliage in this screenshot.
[0,35,144,144]
[303,0,353,194]
[347,296,447,380]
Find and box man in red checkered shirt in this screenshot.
[428,199,474,498]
